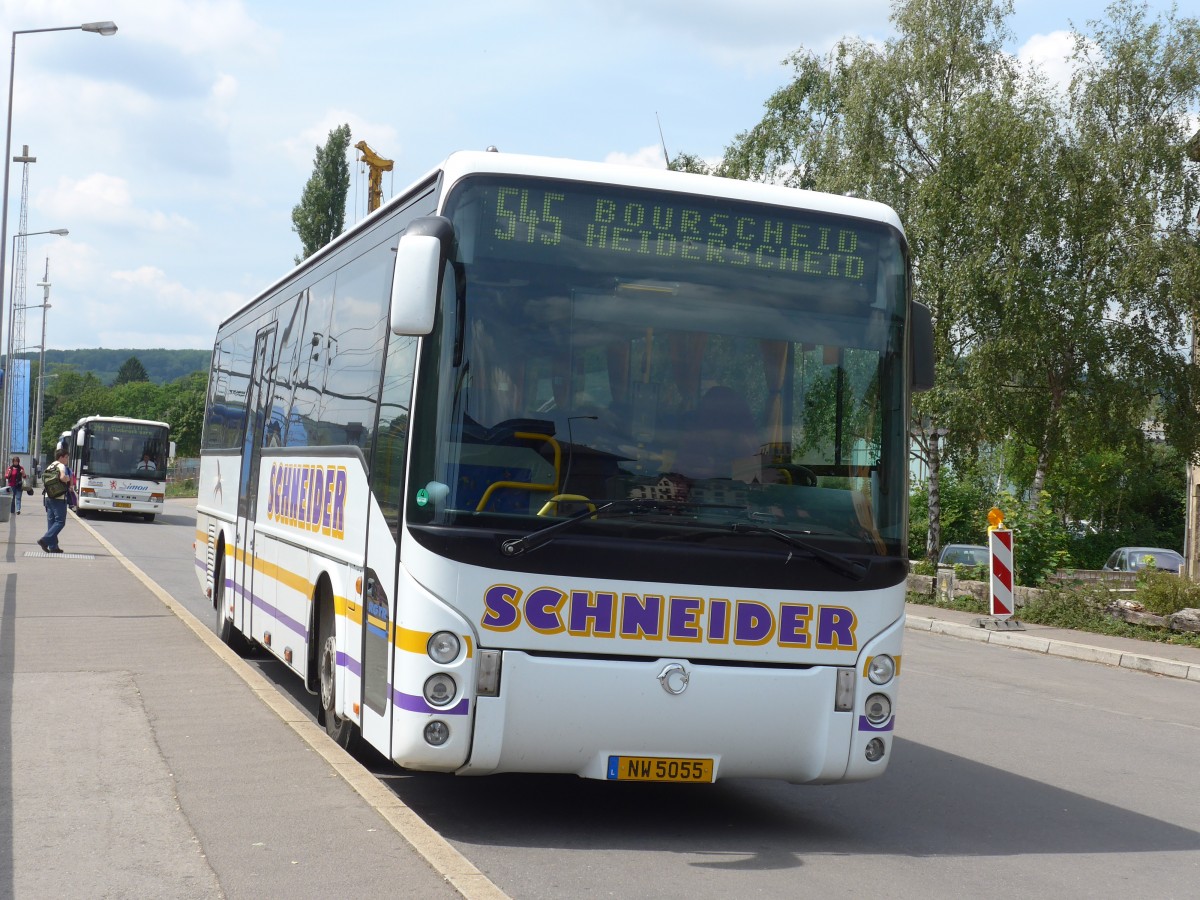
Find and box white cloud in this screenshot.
[36,175,193,232]
[207,73,238,128]
[585,0,892,65]
[1017,30,1079,93]
[604,145,668,169]
[281,111,402,172]
[103,265,239,346]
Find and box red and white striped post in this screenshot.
[987,507,1014,619]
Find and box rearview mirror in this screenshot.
[390,216,456,336]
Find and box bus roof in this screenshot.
[72,415,170,430]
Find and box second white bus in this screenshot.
[64,415,172,521]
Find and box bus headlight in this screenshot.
[865,693,892,725]
[865,738,886,762]
[423,674,457,707]
[424,721,450,746]
[867,654,896,685]
[427,631,461,664]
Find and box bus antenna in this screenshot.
[656,113,670,168]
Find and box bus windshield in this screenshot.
[409,175,910,556]
[79,420,170,480]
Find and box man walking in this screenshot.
[39,447,71,554]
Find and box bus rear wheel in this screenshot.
[213,556,235,645]
[318,598,359,751]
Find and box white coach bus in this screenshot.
[64,415,172,521]
[194,150,933,783]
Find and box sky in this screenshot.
[0,0,1191,354]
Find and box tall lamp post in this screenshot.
[30,256,52,461]
[0,19,116,456]
[2,227,66,459]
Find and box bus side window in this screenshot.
[373,334,418,527]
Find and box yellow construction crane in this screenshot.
[355,140,394,213]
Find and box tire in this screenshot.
[213,555,236,645]
[317,594,359,751]
[143,513,156,523]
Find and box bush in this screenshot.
[996,491,1070,587]
[1017,585,1119,631]
[1135,570,1200,617]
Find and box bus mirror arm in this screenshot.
[390,215,456,336]
[910,300,935,393]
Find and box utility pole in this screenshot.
[1184,129,1200,579]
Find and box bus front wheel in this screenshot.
[318,597,358,751]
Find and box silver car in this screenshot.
[937,543,989,568]
[1102,547,1183,574]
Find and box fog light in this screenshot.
[424,721,449,746]
[867,654,895,685]
[865,738,885,762]
[428,631,461,664]
[423,673,456,707]
[865,693,892,724]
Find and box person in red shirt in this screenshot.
[5,455,25,515]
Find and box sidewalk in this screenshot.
[1,504,501,899]
[906,602,1200,682]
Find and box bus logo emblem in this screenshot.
[657,663,689,696]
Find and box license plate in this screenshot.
[606,755,714,782]
[114,502,131,508]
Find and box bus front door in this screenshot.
[234,324,278,651]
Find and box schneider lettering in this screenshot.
[481,584,858,650]
[266,462,348,539]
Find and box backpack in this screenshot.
[43,463,68,499]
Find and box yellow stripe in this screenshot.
[395,626,473,658]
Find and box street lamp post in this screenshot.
[0,19,116,456]
[1,227,66,459]
[31,259,50,461]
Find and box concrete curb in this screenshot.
[906,615,1200,683]
[76,514,512,900]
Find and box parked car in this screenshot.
[937,543,989,568]
[1102,547,1183,574]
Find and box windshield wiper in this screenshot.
[727,522,869,581]
[500,499,740,557]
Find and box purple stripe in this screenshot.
[337,649,362,678]
[858,715,895,732]
[228,576,309,640]
[392,689,470,717]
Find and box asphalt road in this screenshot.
[85,499,1200,900]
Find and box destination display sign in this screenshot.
[468,179,881,287]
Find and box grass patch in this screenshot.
[906,591,986,614]
[166,478,197,499]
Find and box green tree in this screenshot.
[160,371,208,457]
[719,0,1028,560]
[292,123,352,264]
[710,0,1200,559]
[113,355,150,386]
[968,0,1200,502]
